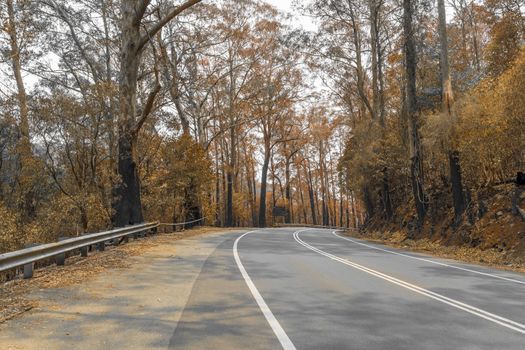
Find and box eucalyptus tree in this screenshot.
[0,0,47,218]
[114,0,203,227]
[403,0,426,228]
[250,17,303,228]
[209,0,270,226]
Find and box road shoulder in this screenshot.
[0,228,244,350]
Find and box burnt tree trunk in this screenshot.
[363,185,374,221]
[258,146,271,228]
[285,157,292,224]
[113,0,202,227]
[346,199,350,228]
[183,180,201,229]
[214,135,222,226]
[319,142,329,226]
[369,0,382,124]
[382,168,394,219]
[225,123,235,226]
[403,0,426,229]
[113,3,143,226]
[298,168,308,224]
[351,193,359,228]
[226,169,234,226]
[246,157,257,227]
[225,53,236,227]
[339,195,344,227]
[251,161,258,226]
[307,166,317,225]
[114,135,144,226]
[438,0,466,224]
[449,151,466,224]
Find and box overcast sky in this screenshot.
[265,0,294,10]
[264,0,317,31]
[264,0,456,26]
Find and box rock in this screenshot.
[495,211,504,218]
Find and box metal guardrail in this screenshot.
[159,217,206,227]
[276,223,351,230]
[0,217,343,280]
[0,216,209,279]
[0,222,159,276]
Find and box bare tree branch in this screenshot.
[133,83,161,136]
[138,0,204,52]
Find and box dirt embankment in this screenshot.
[0,227,232,324]
[355,184,525,273]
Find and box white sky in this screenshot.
[265,0,295,11]
[264,0,317,31]
[264,0,456,27]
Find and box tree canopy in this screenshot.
[0,0,524,253]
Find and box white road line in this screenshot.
[331,231,525,285]
[233,230,297,350]
[294,230,525,335]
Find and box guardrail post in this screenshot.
[55,237,68,266]
[98,241,105,251]
[80,245,88,257]
[23,263,33,279]
[119,226,129,243]
[23,243,40,279]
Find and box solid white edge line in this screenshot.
[331,231,525,285]
[233,230,297,350]
[294,230,525,335]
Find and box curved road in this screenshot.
[171,227,525,350]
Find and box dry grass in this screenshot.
[0,226,234,323]
[345,229,525,274]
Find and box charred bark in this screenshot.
[438,0,466,225]
[258,147,271,228]
[403,0,426,229]
[382,168,394,219]
[449,151,466,224]
[307,167,317,225]
[113,134,144,226]
[285,157,292,224]
[363,185,374,221]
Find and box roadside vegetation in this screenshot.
[328,0,525,265]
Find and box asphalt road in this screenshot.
[171,227,525,350]
[2,227,524,349]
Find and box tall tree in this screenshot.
[438,0,466,224]
[113,0,202,227]
[403,0,426,229]
[3,0,45,219]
